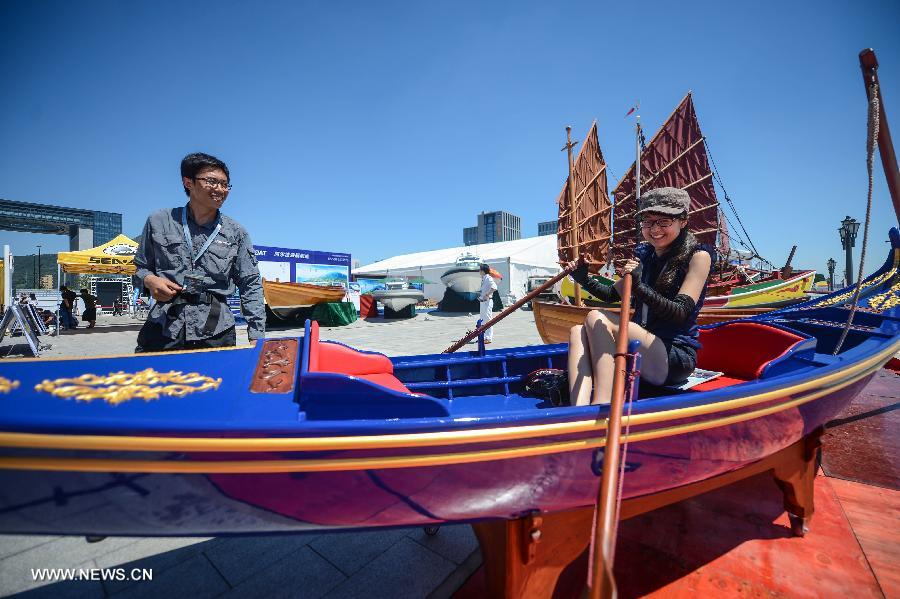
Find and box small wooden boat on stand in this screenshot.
[261,279,346,320]
[532,299,776,344]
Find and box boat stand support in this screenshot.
[472,509,593,599]
[470,427,825,598]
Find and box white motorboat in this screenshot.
[371,280,425,312]
[439,253,483,301]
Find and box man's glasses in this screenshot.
[194,176,232,191]
[640,218,675,230]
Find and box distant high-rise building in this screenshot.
[463,211,521,246]
[463,226,478,246]
[538,220,558,236]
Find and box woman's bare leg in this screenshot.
[568,324,594,407]
[583,311,617,404]
[585,310,670,404]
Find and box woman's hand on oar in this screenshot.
[617,259,642,282]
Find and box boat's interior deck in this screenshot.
[297,304,898,420]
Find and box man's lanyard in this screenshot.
[181,207,222,269]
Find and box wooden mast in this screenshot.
[564,126,583,306]
[859,49,900,223]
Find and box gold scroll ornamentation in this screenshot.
[34,368,222,405]
[864,279,900,313]
[817,269,897,308]
[0,377,20,394]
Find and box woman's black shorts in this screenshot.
[664,341,696,386]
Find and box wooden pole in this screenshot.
[588,271,633,599]
[564,126,583,307]
[443,261,580,353]
[859,49,900,223]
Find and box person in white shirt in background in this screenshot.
[478,263,498,344]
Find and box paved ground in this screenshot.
[0,309,545,598]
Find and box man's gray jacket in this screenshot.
[134,204,265,342]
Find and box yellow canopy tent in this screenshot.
[54,234,139,335]
[57,234,138,275]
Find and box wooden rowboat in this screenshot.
[560,268,815,310]
[531,299,775,344]
[262,279,346,320]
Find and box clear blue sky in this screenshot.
[1,0,898,279]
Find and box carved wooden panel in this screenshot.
[250,339,298,394]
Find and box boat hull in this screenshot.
[371,289,425,312]
[704,270,817,308]
[561,270,815,309]
[532,300,775,345]
[262,280,346,319]
[440,267,482,301]
[0,363,881,536]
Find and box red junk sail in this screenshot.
[611,93,719,264]
[556,121,612,269]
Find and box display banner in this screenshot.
[229,245,352,318]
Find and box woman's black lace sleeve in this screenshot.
[571,263,621,302]
[633,284,696,323]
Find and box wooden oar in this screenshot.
[443,261,580,353]
[588,271,633,599]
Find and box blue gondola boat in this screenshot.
[0,226,898,537]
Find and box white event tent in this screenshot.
[354,236,560,303]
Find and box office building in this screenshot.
[463,211,521,246]
[538,220,558,236]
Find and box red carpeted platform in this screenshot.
[822,369,899,490]
[455,369,900,598]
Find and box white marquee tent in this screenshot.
[354,236,560,303]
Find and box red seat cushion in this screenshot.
[691,375,747,392]
[696,322,804,380]
[317,342,394,376]
[307,321,321,371]
[306,324,419,396]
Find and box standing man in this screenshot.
[478,263,498,344]
[79,288,98,328]
[59,285,77,330]
[134,152,265,352]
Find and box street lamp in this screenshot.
[826,257,836,291]
[36,245,42,289]
[838,216,860,286]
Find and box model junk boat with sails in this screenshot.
[537,93,816,343]
[0,52,896,569]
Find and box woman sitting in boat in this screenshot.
[566,187,712,405]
